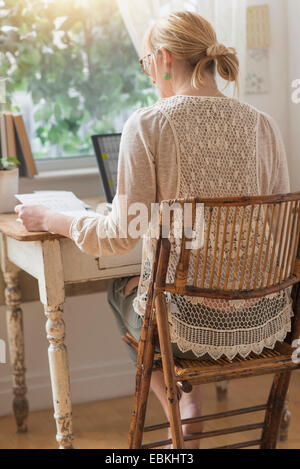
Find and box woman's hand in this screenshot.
[14,204,75,238]
[14,204,53,232]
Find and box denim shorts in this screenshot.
[107,276,203,366]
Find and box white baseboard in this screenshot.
[0,358,135,418]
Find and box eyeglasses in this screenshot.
[139,54,153,76]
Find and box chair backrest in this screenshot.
[91,133,121,204]
[153,192,300,302]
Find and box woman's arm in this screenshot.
[68,109,157,257]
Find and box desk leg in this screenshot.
[44,303,73,449]
[4,270,29,433]
[38,239,73,449]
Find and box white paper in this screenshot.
[60,210,101,217]
[33,191,93,209]
[15,191,95,215]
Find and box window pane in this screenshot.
[0,0,157,160]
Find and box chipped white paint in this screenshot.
[0,235,29,432]
[39,239,73,449]
[45,304,73,449]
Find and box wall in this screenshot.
[287,0,300,192]
[245,0,299,192]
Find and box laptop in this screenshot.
[91,133,121,211]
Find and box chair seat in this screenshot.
[174,342,300,384]
[123,333,299,384]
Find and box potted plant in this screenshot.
[0,157,20,213]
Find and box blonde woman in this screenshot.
[16,11,292,449]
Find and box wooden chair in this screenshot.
[124,192,300,449]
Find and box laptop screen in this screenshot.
[92,133,121,204]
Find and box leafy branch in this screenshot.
[0,0,157,159]
[0,156,20,170]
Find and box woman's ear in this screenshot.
[160,47,172,68]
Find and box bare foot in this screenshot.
[150,373,203,450]
[181,403,204,435]
[180,392,203,449]
[165,404,203,449]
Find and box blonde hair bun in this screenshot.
[143,10,239,92]
[206,43,234,58]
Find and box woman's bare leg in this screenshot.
[151,370,203,448]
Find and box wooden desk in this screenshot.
[0,202,142,449]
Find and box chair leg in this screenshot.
[216,381,228,402]
[128,319,156,449]
[155,293,184,449]
[279,393,291,442]
[260,371,292,449]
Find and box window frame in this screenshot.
[35,155,98,173]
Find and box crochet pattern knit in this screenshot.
[133,95,293,360]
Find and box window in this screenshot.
[0,0,157,161]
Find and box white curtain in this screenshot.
[116,0,247,97]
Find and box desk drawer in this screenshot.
[61,238,142,283]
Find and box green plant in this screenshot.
[0,156,20,170]
[0,0,157,159]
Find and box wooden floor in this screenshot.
[1,372,300,449]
